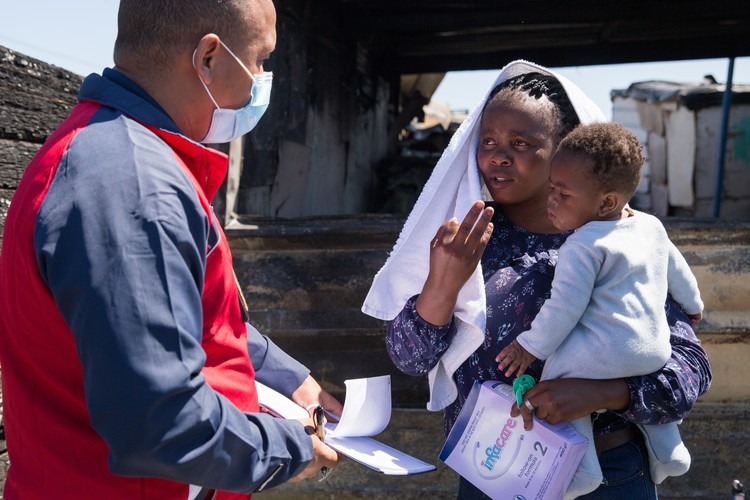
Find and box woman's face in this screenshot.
[477,97,558,208]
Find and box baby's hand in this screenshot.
[495,340,537,378]
[688,311,703,325]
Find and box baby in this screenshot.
[496,122,703,498]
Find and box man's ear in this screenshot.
[193,34,222,84]
[598,192,620,218]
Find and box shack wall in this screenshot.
[0,47,82,247]
[237,0,393,217]
[612,93,750,219]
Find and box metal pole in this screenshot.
[712,57,735,218]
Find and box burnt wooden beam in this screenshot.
[342,0,747,32]
[0,139,39,190]
[383,32,750,74]
[0,46,81,142]
[333,0,750,75]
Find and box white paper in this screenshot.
[324,435,435,475]
[255,382,308,419]
[326,375,391,438]
[255,375,436,475]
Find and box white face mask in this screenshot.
[194,40,273,144]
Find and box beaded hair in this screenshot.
[484,72,581,143]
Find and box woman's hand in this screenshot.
[512,378,630,431]
[688,311,703,325]
[416,201,494,326]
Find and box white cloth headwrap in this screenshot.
[362,60,607,411]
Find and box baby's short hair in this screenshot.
[557,122,644,199]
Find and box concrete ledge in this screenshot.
[256,403,749,500]
[255,409,459,500]
[661,402,750,499]
[226,214,405,251]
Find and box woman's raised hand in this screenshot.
[415,201,494,326]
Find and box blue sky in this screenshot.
[2,0,748,119]
[433,60,750,120]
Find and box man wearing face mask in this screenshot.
[0,0,340,499]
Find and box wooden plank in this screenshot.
[0,139,38,189]
[0,46,81,142]
[0,188,14,250]
[268,330,429,406]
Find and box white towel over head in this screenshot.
[362,60,607,411]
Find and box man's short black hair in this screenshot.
[114,0,257,66]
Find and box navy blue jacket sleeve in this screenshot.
[246,323,310,397]
[34,116,313,493]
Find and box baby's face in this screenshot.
[546,150,606,231]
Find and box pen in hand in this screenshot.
[312,405,331,481]
[313,405,326,441]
